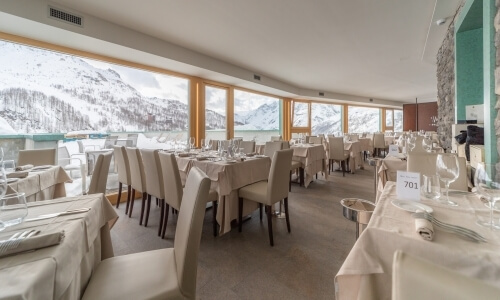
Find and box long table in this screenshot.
[0,193,118,299]
[291,144,326,188]
[335,181,500,299]
[176,153,271,234]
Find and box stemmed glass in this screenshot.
[422,136,433,152]
[436,153,459,206]
[0,167,7,200]
[406,136,416,153]
[475,164,500,229]
[207,139,213,151]
[0,192,28,232]
[189,137,195,150]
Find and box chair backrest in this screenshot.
[139,149,164,200]
[309,136,323,144]
[173,167,210,299]
[392,250,500,300]
[77,140,85,153]
[57,146,70,167]
[127,133,139,147]
[125,147,146,193]
[240,141,256,154]
[407,153,468,191]
[87,151,113,195]
[112,145,131,185]
[18,148,56,166]
[373,133,386,148]
[270,135,282,141]
[409,136,426,153]
[103,136,118,149]
[267,149,294,204]
[158,152,183,210]
[328,137,347,161]
[348,134,358,142]
[264,141,283,158]
[281,141,290,149]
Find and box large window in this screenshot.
[205,85,227,140]
[0,40,189,135]
[234,90,280,143]
[311,103,342,135]
[394,110,403,132]
[348,106,380,133]
[292,101,309,127]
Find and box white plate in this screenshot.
[31,165,53,171]
[255,155,267,158]
[391,200,433,213]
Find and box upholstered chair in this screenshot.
[372,133,386,157]
[112,146,131,211]
[125,147,147,223]
[58,146,85,194]
[328,137,349,176]
[264,141,283,158]
[103,135,118,149]
[127,133,139,147]
[240,140,256,154]
[270,135,282,141]
[17,148,56,166]
[408,136,426,153]
[238,149,294,246]
[87,151,113,195]
[82,167,211,300]
[309,136,323,144]
[140,149,165,234]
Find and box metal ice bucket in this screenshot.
[340,198,376,239]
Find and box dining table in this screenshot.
[376,155,407,202]
[175,151,271,234]
[0,193,118,300]
[7,166,72,202]
[290,144,326,188]
[343,141,364,174]
[335,181,500,300]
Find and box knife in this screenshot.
[25,208,91,222]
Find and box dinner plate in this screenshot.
[223,160,237,164]
[31,165,53,171]
[255,155,267,158]
[391,200,433,213]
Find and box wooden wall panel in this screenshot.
[403,102,438,132]
[403,104,417,131]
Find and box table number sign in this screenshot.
[388,145,399,156]
[396,171,420,201]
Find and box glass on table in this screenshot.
[422,136,433,152]
[436,153,459,206]
[0,193,28,231]
[0,168,6,199]
[421,174,440,200]
[189,137,195,150]
[475,164,500,230]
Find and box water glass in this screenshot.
[436,153,459,206]
[421,175,440,200]
[0,168,7,199]
[475,164,500,229]
[0,193,28,231]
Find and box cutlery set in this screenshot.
[0,229,41,253]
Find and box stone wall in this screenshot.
[436,22,456,151]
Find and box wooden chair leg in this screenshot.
[259,203,263,221]
[162,203,170,239]
[212,201,218,237]
[289,171,292,192]
[125,185,132,215]
[116,182,122,208]
[128,188,136,218]
[284,197,291,233]
[158,199,164,236]
[238,197,244,232]
[139,192,147,225]
[144,194,152,227]
[266,205,274,246]
[341,161,345,177]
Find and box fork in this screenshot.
[412,212,487,243]
[0,230,37,254]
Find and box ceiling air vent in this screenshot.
[253,74,261,81]
[48,6,83,27]
[319,92,324,96]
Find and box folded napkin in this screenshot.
[245,153,256,157]
[0,230,65,258]
[196,157,208,161]
[177,153,190,157]
[6,171,29,179]
[415,218,434,241]
[15,164,33,171]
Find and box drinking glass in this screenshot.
[207,139,213,151]
[0,168,6,199]
[406,136,416,152]
[436,153,459,206]
[189,137,195,150]
[0,147,4,162]
[475,164,500,229]
[421,175,440,200]
[422,136,433,152]
[201,139,205,152]
[0,193,28,231]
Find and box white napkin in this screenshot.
[6,171,29,179]
[415,218,434,241]
[15,164,34,171]
[0,231,65,258]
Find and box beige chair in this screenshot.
[407,153,468,191]
[82,167,211,300]
[17,148,56,166]
[127,133,139,147]
[112,146,132,212]
[125,147,147,223]
[103,135,118,149]
[409,135,425,153]
[87,151,113,195]
[58,146,86,194]
[328,137,349,176]
[392,250,500,300]
[270,135,282,141]
[240,140,256,154]
[140,149,165,233]
[159,152,219,238]
[77,140,99,153]
[348,134,358,142]
[309,136,323,144]
[238,149,294,246]
[264,141,283,158]
[372,133,386,157]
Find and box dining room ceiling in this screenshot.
[2,0,463,104]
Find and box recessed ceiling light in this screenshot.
[436,18,447,26]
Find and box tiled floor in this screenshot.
[109,162,376,299]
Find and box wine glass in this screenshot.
[0,167,7,199]
[207,139,213,151]
[422,136,433,152]
[189,137,195,150]
[406,136,416,153]
[436,153,459,206]
[475,164,500,229]
[0,193,28,231]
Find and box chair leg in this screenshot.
[144,194,152,227]
[238,197,243,232]
[341,161,345,177]
[128,188,136,218]
[284,197,291,233]
[158,199,164,236]
[266,205,274,246]
[116,182,122,208]
[212,201,218,237]
[259,203,263,221]
[139,192,147,225]
[162,203,170,239]
[125,185,132,215]
[289,171,292,192]
[299,168,304,186]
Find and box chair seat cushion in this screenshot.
[239,181,268,204]
[290,160,301,171]
[82,248,184,300]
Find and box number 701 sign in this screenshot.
[396,171,421,201]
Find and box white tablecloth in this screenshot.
[291,144,326,188]
[0,194,118,300]
[335,181,500,300]
[344,141,364,174]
